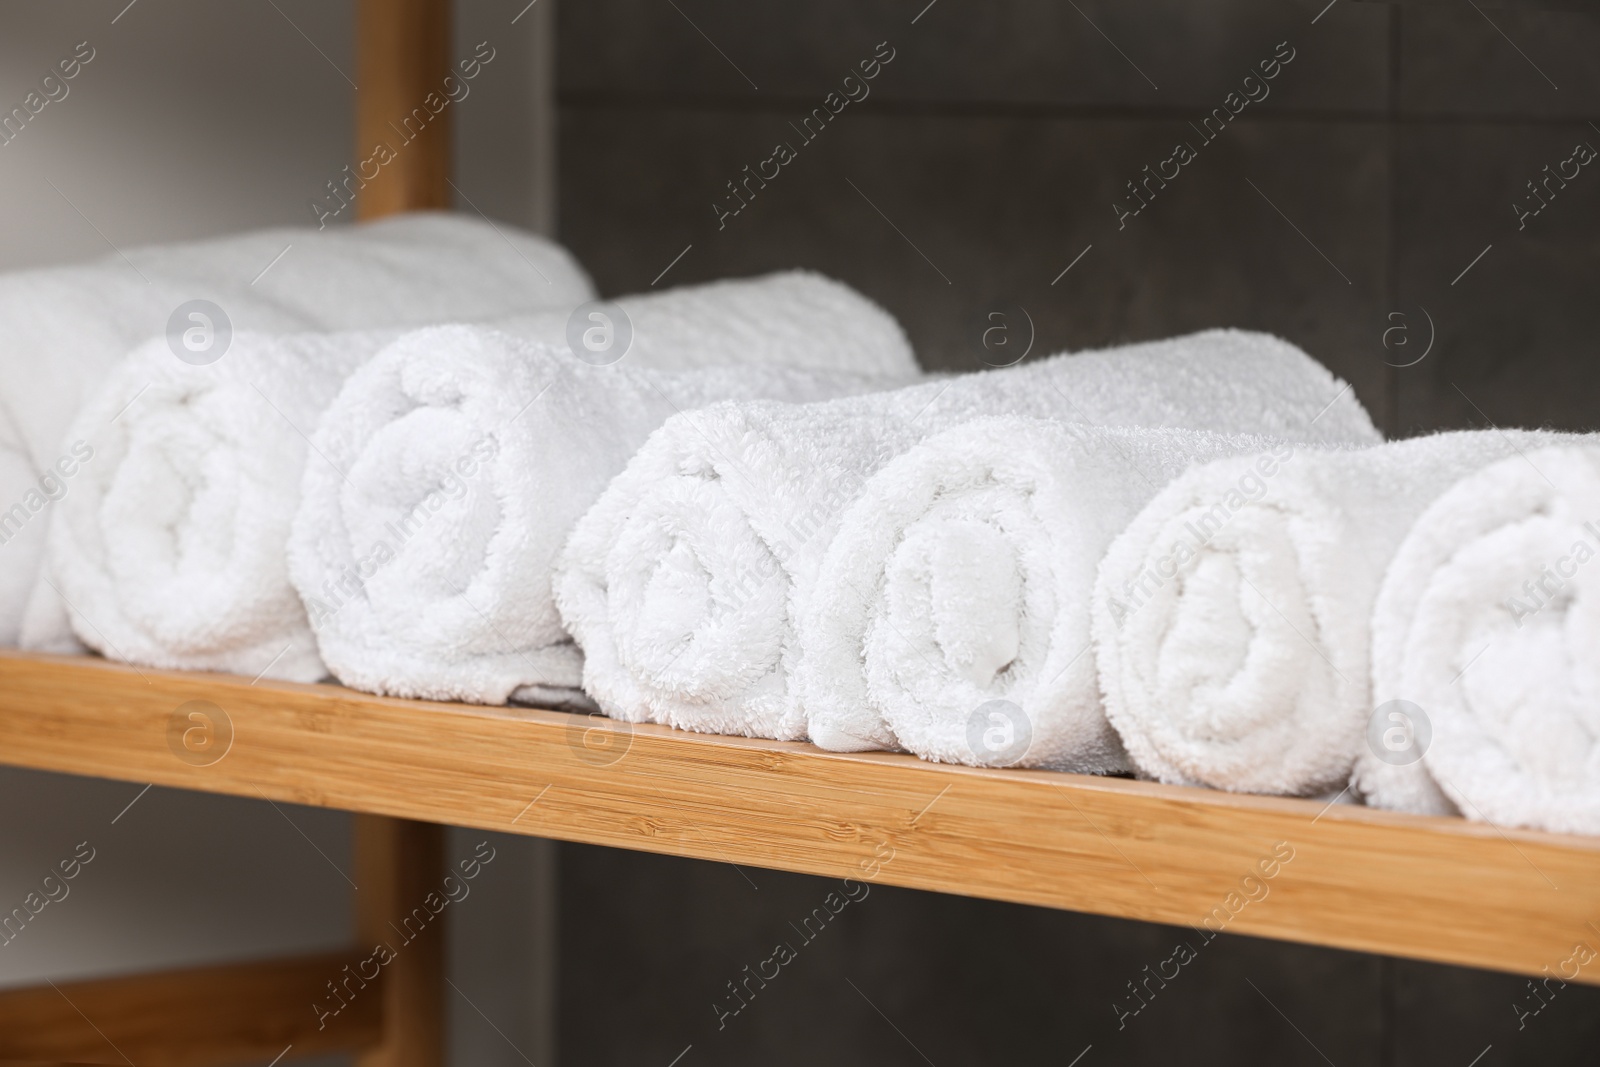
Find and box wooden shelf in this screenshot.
[0,951,380,1066]
[2,650,1597,985]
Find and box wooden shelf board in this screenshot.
[2,650,1596,984]
[0,950,380,1066]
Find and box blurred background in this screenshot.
[2,0,1598,1063]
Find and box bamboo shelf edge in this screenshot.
[0,950,381,1065]
[2,650,1596,985]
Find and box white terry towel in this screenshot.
[3,211,592,650]
[1357,445,1600,834]
[495,269,917,376]
[555,328,1380,740]
[39,329,403,680]
[41,270,909,683]
[289,325,901,704]
[798,417,1282,769]
[1092,430,1562,797]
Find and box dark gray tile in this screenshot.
[452,0,552,233]
[1399,3,1600,117]
[1357,0,1600,12]
[558,0,1391,115]
[446,830,557,1067]
[559,106,1389,419]
[558,842,1385,1066]
[1391,956,1600,1066]
[1393,121,1600,434]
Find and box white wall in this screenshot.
[0,1,354,269]
[0,2,558,1064]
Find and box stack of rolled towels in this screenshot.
[11,213,1596,837]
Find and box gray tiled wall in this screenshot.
[558,845,1600,1065]
[555,1,1600,1062]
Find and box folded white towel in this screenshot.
[1358,445,1600,834]
[556,328,1380,740]
[4,211,592,650]
[798,417,1281,768]
[290,325,901,704]
[498,269,917,376]
[1093,430,1561,796]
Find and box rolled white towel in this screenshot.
[1358,445,1600,834]
[1092,430,1562,796]
[5,211,593,650]
[555,328,1380,740]
[289,325,897,704]
[40,330,401,680]
[38,268,904,680]
[798,417,1281,768]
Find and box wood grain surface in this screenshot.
[353,816,445,1067]
[3,651,1597,985]
[0,951,381,1066]
[355,0,452,218]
